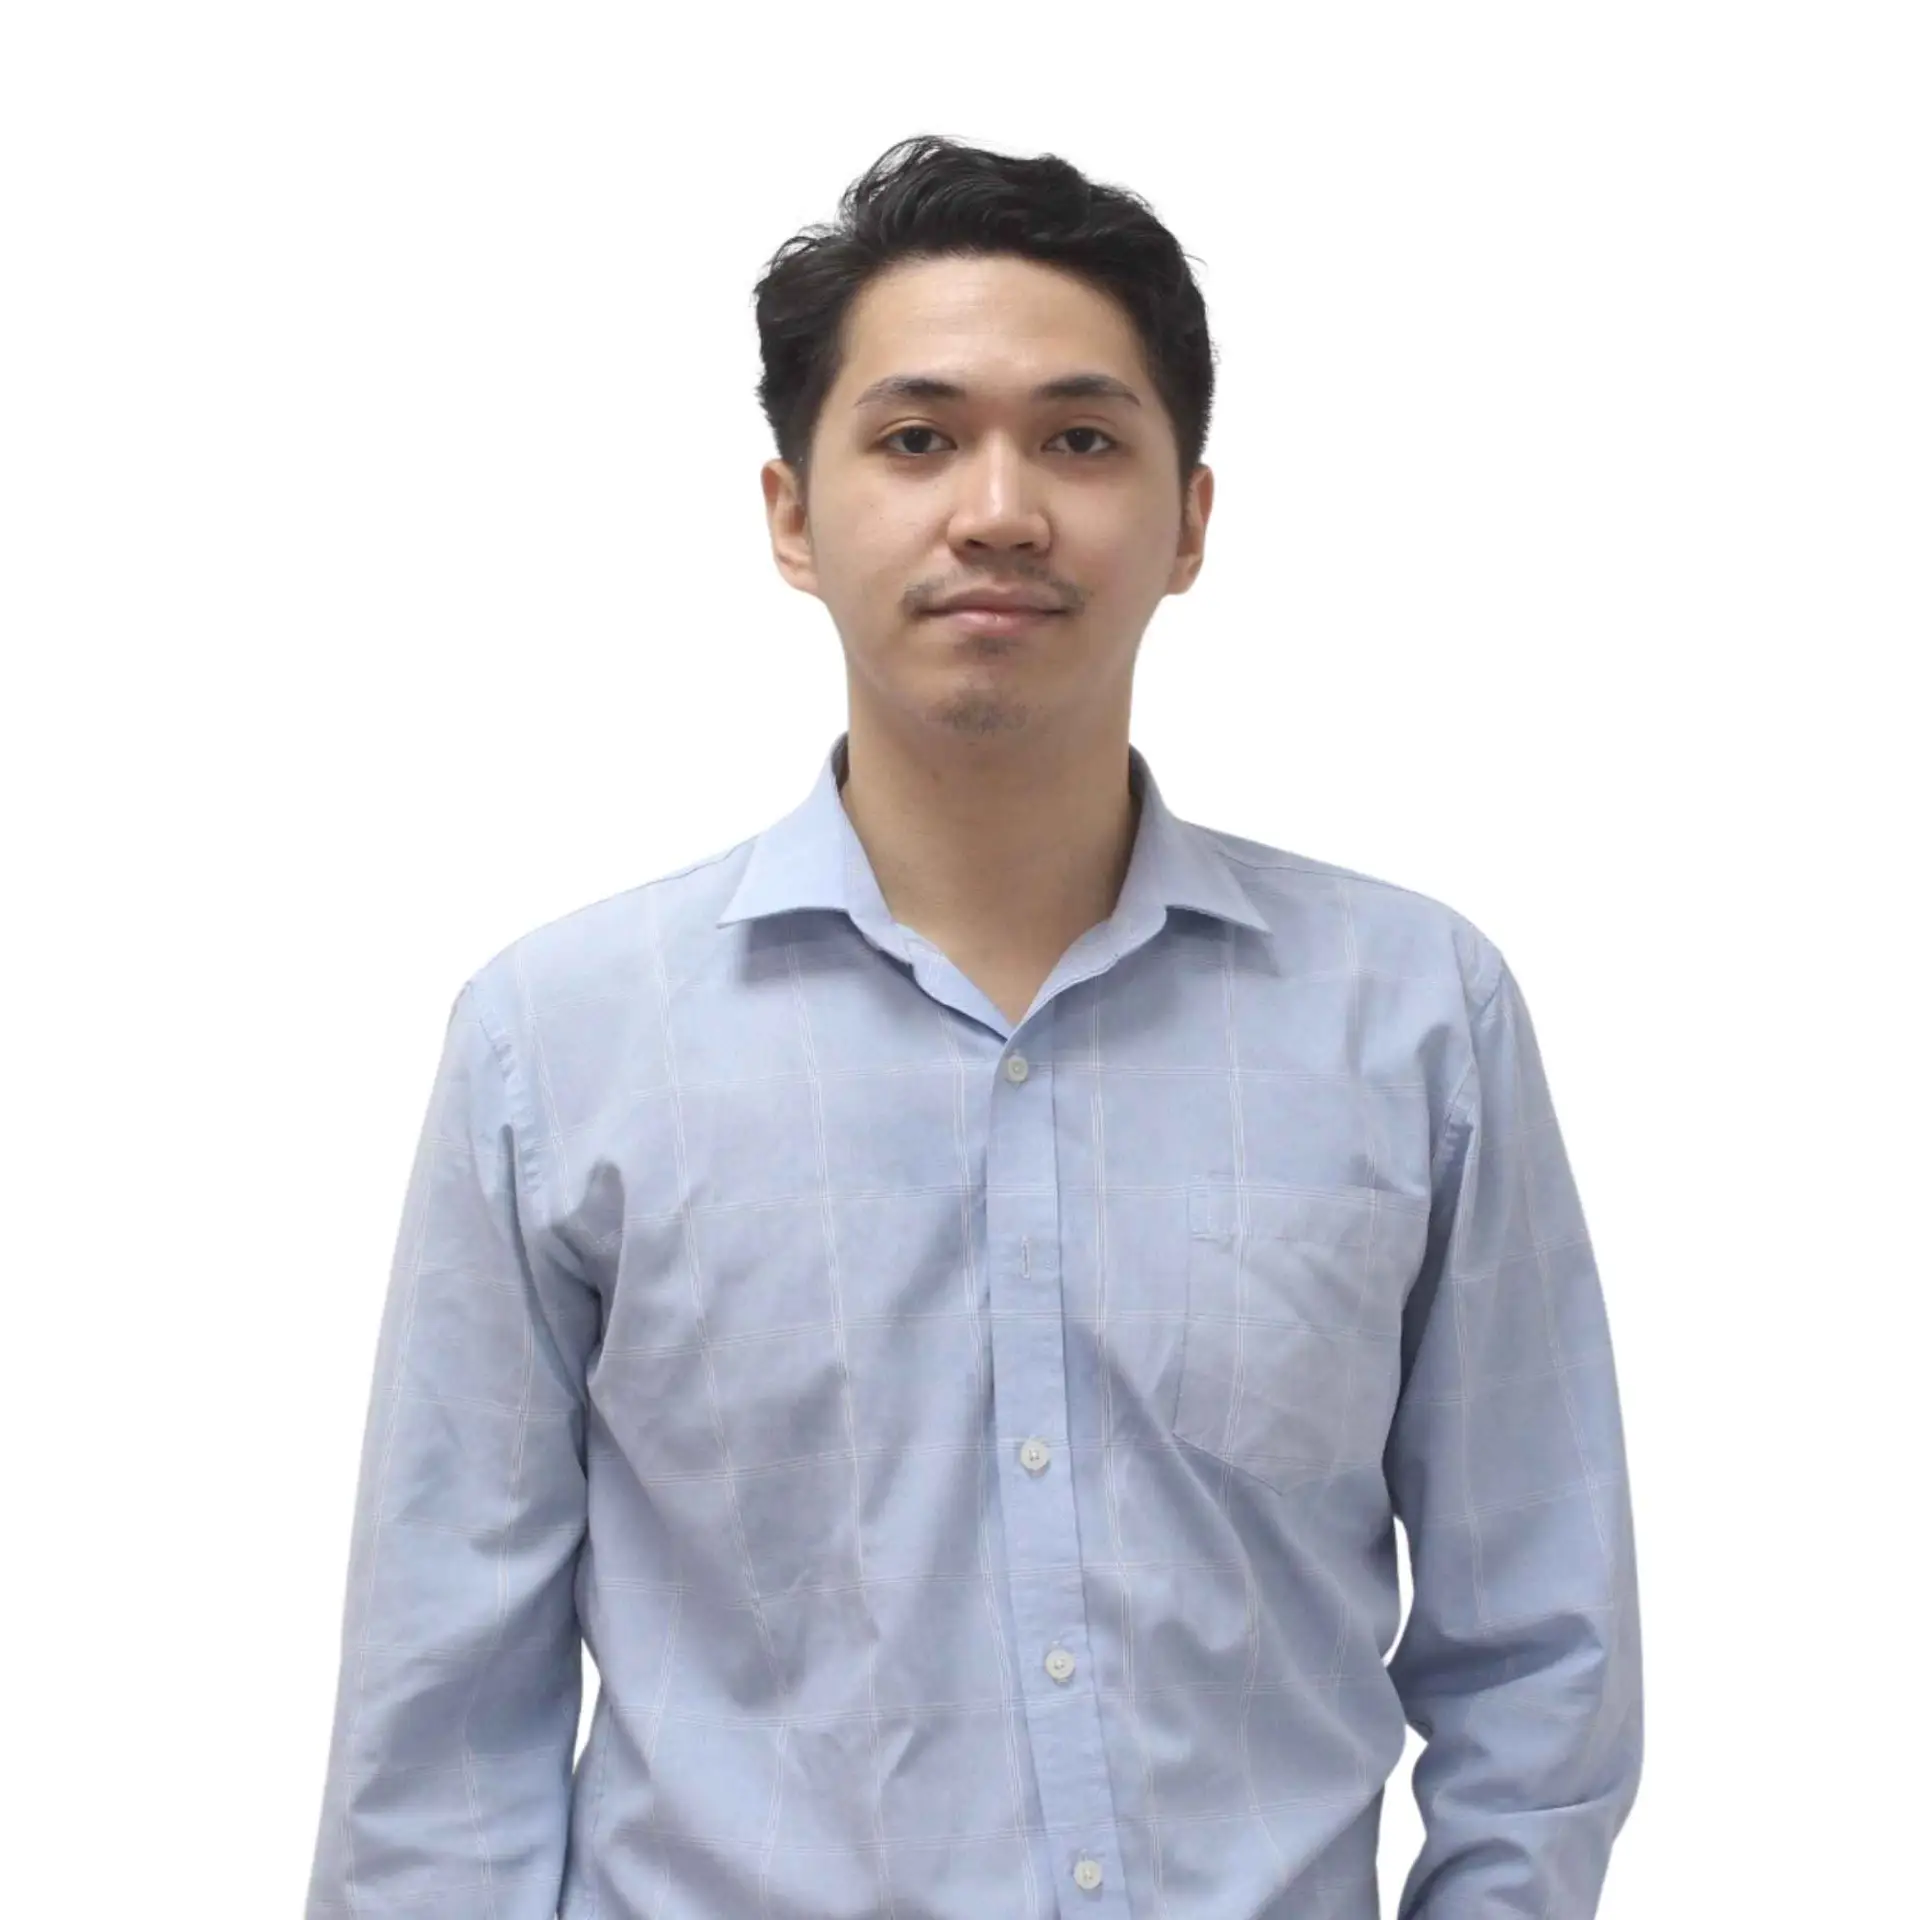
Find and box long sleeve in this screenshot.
[1384,949,1644,1918]
[305,978,599,1919]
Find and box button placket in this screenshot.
[986,1036,1129,1912]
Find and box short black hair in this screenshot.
[753,134,1218,511]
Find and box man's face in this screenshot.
[763,253,1213,744]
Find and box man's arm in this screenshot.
[305,976,598,1919]
[1385,947,1644,1918]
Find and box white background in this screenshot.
[4,4,1914,1912]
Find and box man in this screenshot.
[306,135,1643,1919]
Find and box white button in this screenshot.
[1045,1647,1076,1683]
[1073,1857,1103,1891]
[1004,1053,1029,1082]
[1020,1439,1050,1473]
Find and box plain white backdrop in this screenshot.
[4,3,1914,1912]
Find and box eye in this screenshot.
[878,425,1119,458]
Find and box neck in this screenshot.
[836,707,1143,961]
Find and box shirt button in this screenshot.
[1004,1053,1029,1083]
[1073,1858,1103,1891]
[1020,1439,1050,1473]
[1045,1647,1076,1683]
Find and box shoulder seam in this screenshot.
[459,836,754,983]
[1209,838,1463,913]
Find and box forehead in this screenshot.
[833,254,1151,402]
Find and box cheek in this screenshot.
[1083,538,1172,609]
[820,499,929,581]
[1071,501,1179,577]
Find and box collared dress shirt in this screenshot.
[306,731,1643,1920]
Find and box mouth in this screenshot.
[932,606,1065,634]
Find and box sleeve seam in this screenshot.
[460,971,555,1230]
[1435,946,1506,1158]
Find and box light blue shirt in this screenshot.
[306,730,1642,1919]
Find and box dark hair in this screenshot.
[753,134,1217,511]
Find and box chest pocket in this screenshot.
[1172,1181,1428,1496]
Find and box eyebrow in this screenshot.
[849,372,1144,412]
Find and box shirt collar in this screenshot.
[716,731,1270,942]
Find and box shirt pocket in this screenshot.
[1172,1181,1427,1496]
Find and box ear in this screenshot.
[762,460,821,599]
[1167,464,1214,594]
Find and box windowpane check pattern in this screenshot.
[306,731,1642,1919]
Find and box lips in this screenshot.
[931,586,1065,614]
[934,605,1060,639]
[934,603,1064,619]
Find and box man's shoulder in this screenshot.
[459,833,758,1031]
[1186,815,1505,1005]
[456,814,1509,1037]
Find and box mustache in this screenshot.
[917,579,1077,613]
